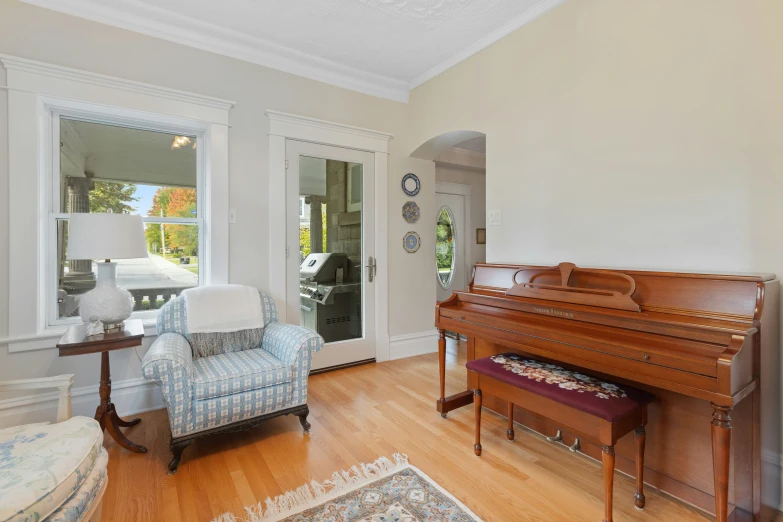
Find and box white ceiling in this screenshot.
[22,0,565,102]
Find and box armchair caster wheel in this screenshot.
[441,413,447,418]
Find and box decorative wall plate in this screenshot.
[403,231,420,253]
[401,173,420,196]
[402,201,420,223]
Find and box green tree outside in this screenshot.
[89,181,138,214]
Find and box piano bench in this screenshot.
[466,353,655,522]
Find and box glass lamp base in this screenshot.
[79,262,134,327]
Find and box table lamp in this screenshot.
[67,212,148,332]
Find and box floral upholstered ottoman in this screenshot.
[0,417,108,522]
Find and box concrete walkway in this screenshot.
[112,254,197,290]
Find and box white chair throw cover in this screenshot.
[182,284,265,358]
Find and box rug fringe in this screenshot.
[212,453,409,522]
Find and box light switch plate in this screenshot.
[229,209,237,224]
[489,209,502,226]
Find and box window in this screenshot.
[436,206,456,289]
[52,117,204,325]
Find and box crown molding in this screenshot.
[18,0,410,103]
[409,0,566,89]
[0,53,236,111]
[19,0,564,104]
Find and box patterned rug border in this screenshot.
[212,453,483,522]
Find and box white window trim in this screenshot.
[0,54,234,352]
[48,108,206,329]
[265,110,392,362]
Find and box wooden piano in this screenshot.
[435,262,780,522]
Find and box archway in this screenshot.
[410,130,486,161]
[410,130,487,306]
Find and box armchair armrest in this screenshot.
[142,333,193,381]
[262,323,324,365]
[0,374,73,422]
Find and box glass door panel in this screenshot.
[286,141,375,370]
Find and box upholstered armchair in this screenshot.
[0,374,107,522]
[141,288,324,473]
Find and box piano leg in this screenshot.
[438,329,446,417]
[602,445,615,522]
[435,330,474,417]
[711,404,732,522]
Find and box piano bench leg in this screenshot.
[602,445,615,522]
[474,389,482,456]
[507,401,515,441]
[634,426,646,510]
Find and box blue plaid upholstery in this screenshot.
[192,349,292,400]
[262,322,322,406]
[142,333,194,436]
[192,381,294,433]
[142,289,323,438]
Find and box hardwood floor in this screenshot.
[102,340,782,521]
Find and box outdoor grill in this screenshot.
[299,252,362,343]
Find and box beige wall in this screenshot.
[388,156,437,336]
[0,0,433,389]
[408,0,783,506]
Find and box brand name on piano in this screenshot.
[533,306,574,318]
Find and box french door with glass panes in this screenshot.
[286,140,376,371]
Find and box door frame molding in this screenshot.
[266,110,393,362]
[435,181,472,292]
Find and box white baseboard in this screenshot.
[0,376,164,428]
[389,330,439,361]
[762,449,783,512]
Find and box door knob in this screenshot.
[366,256,376,283]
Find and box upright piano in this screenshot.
[435,262,780,522]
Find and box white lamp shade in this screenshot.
[67,213,148,260]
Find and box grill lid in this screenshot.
[300,252,349,282]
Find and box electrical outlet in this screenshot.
[229,209,237,224]
[489,209,502,226]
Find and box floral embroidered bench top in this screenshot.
[466,353,655,422]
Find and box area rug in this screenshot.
[213,453,483,522]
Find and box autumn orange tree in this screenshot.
[145,187,198,256]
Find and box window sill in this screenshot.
[1,320,159,354]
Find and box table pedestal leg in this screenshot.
[95,351,147,453]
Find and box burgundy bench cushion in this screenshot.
[466,353,655,422]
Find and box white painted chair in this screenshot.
[0,375,107,522]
